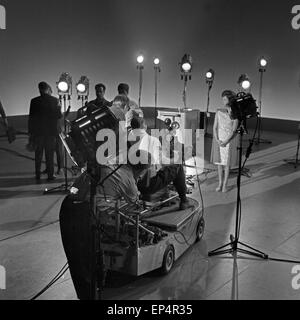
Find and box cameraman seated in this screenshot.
[128,117,191,211]
[97,110,191,211]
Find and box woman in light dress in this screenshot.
[211,90,239,193]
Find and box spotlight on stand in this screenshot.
[180,54,193,109]
[137,55,145,65]
[259,57,268,71]
[238,74,251,91]
[137,53,145,108]
[45,73,73,195]
[76,76,90,107]
[206,69,215,85]
[76,76,89,96]
[154,58,161,129]
[180,54,193,79]
[154,58,160,66]
[254,56,272,145]
[57,72,72,96]
[204,69,215,136]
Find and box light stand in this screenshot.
[182,73,191,109]
[137,55,144,109]
[284,124,300,169]
[209,120,300,265]
[254,58,272,145]
[77,76,89,108]
[180,54,193,166]
[180,54,193,110]
[79,95,87,108]
[208,122,269,260]
[154,59,161,129]
[204,69,215,137]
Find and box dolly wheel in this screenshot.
[161,245,175,275]
[195,217,205,243]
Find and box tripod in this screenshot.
[253,67,272,145]
[284,124,300,169]
[208,123,269,259]
[44,95,73,195]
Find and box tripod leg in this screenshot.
[238,241,269,258]
[237,248,268,260]
[208,241,234,256]
[208,248,234,258]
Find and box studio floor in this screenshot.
[0,129,300,300]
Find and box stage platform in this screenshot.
[1,128,300,300]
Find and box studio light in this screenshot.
[204,68,215,136]
[58,82,68,92]
[76,76,89,96]
[255,56,272,144]
[260,57,267,68]
[238,74,251,91]
[180,54,193,109]
[154,58,160,66]
[154,57,161,129]
[57,72,72,96]
[137,55,144,65]
[180,54,193,74]
[229,92,258,121]
[206,69,215,84]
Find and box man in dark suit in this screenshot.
[28,82,62,181]
[77,83,111,118]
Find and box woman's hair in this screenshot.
[221,90,236,104]
[112,95,130,110]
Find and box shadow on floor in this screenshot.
[0,220,44,232]
[0,177,65,189]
